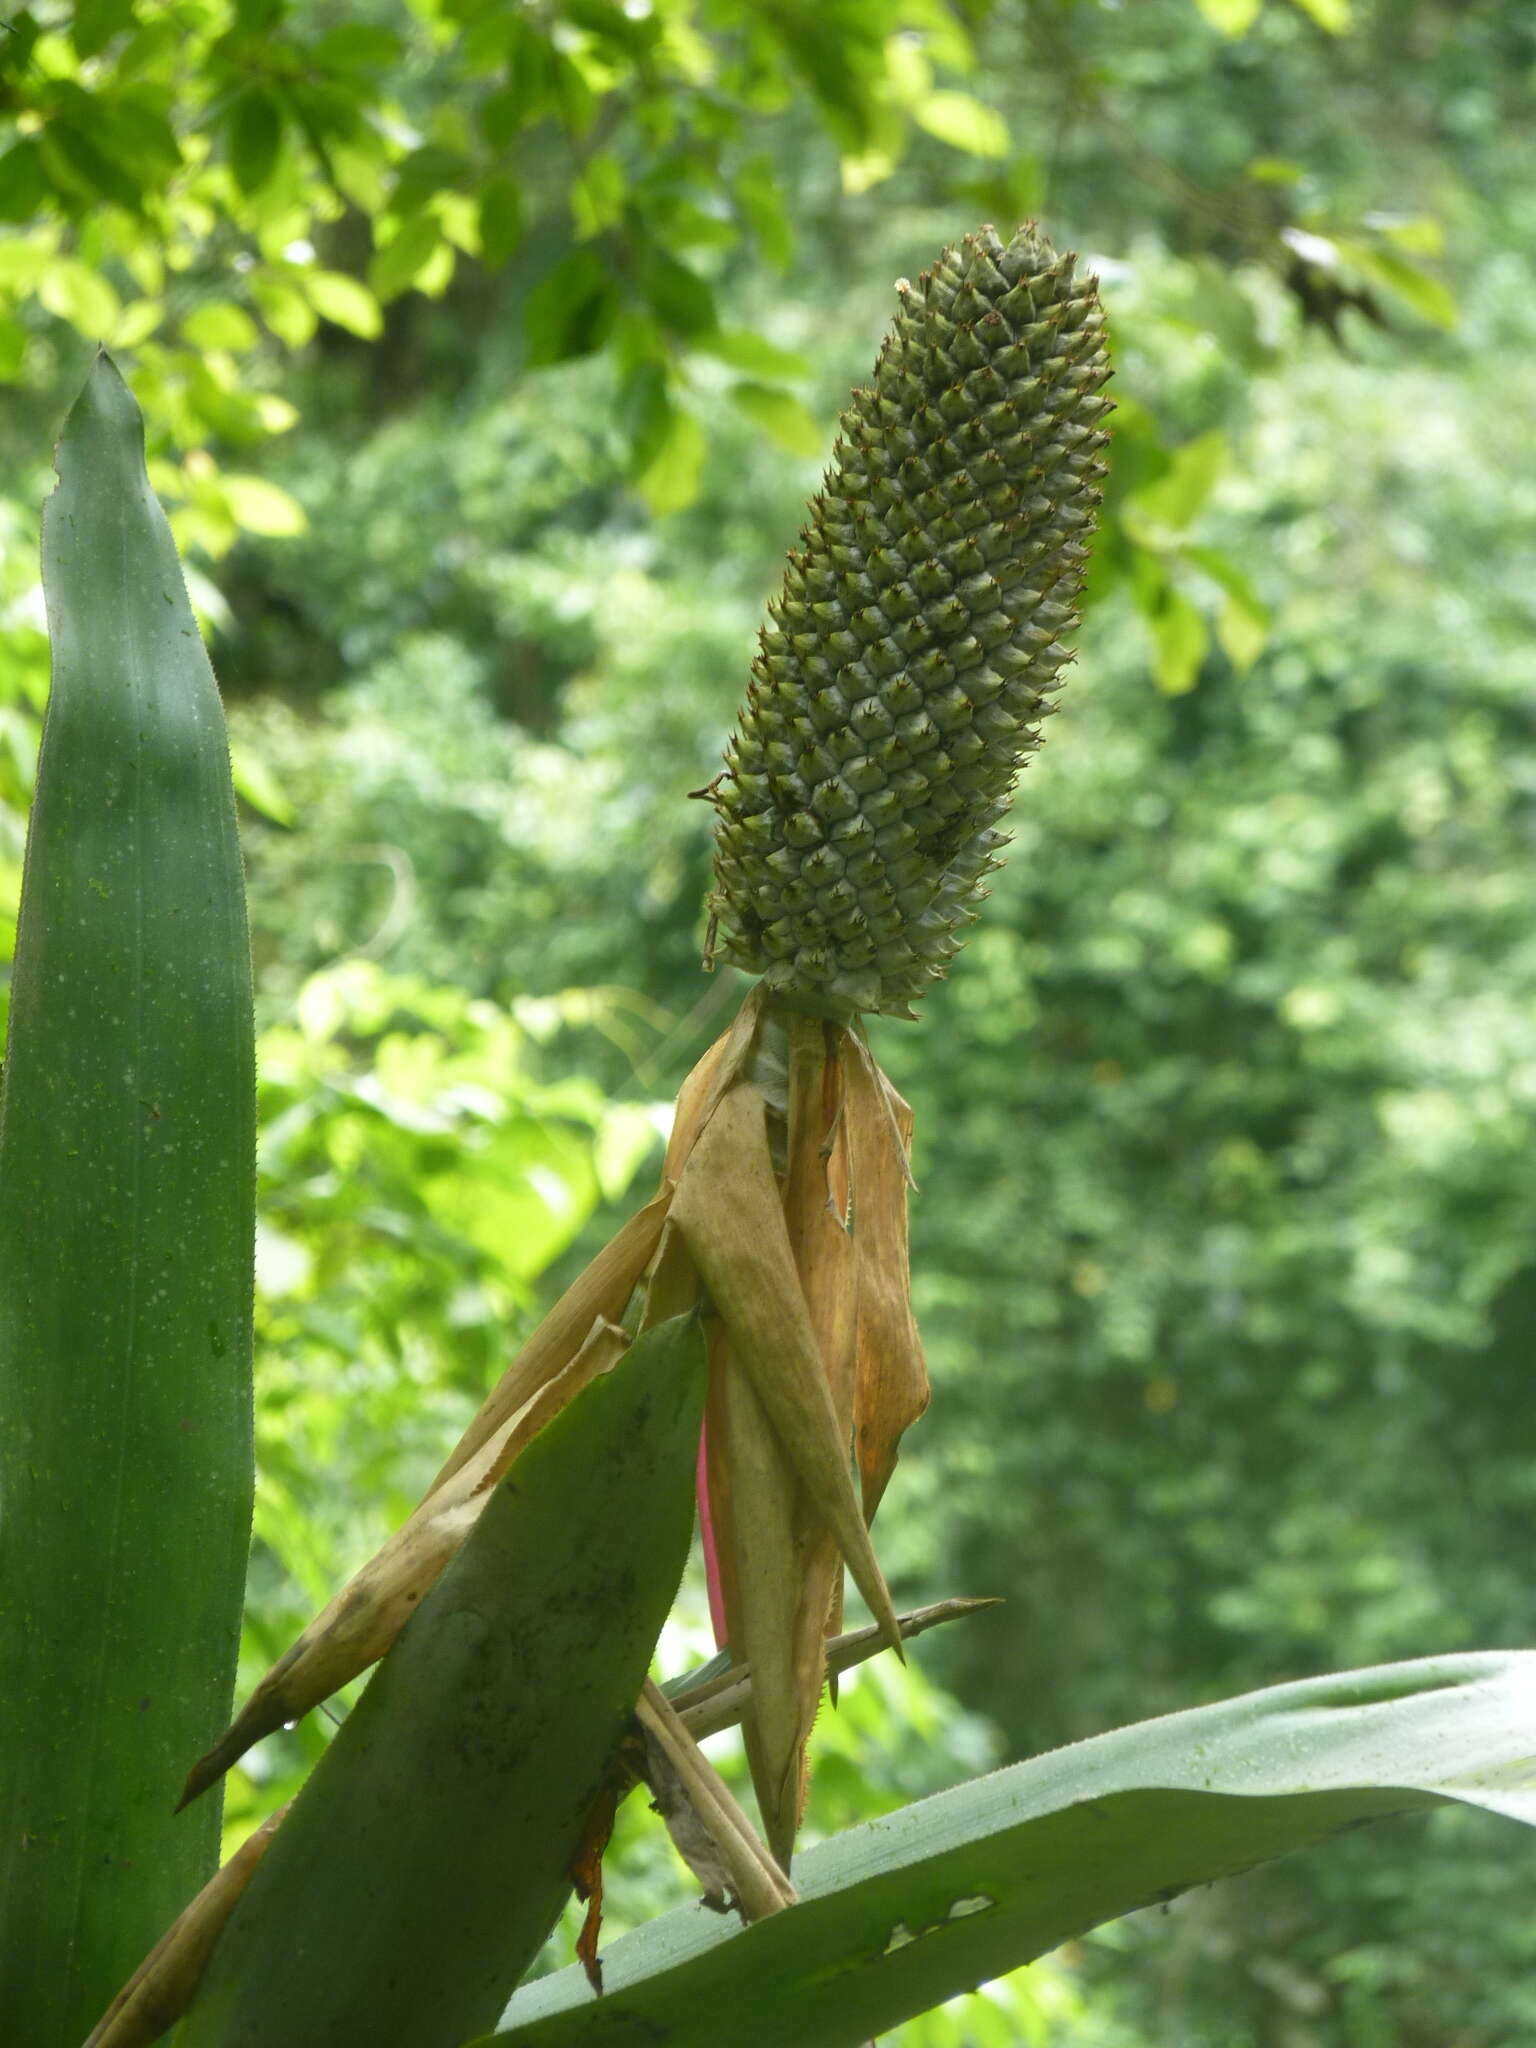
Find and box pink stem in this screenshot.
[696,1417,729,1648]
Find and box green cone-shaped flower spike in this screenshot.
[704,223,1111,1017]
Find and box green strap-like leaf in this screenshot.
[492,1652,1536,2048]
[176,1311,707,2048]
[0,354,256,2046]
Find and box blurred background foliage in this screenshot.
[3,0,1535,2041]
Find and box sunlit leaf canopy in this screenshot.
[2,0,1534,2041]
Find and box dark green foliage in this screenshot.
[177,1315,706,2048]
[0,358,254,2047]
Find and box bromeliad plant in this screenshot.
[2,229,1533,2048]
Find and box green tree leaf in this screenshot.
[617,357,671,470]
[38,118,144,210]
[913,91,1010,159]
[109,298,163,348]
[697,328,814,381]
[634,243,718,338]
[0,141,49,222]
[729,380,825,456]
[1289,0,1351,29]
[1373,210,1444,256]
[37,257,120,336]
[250,270,319,349]
[0,313,28,377]
[524,247,620,364]
[1183,544,1271,672]
[1122,429,1228,541]
[1343,241,1458,329]
[1192,0,1265,33]
[230,742,296,825]
[571,149,627,239]
[71,0,136,60]
[392,144,475,215]
[1148,583,1209,695]
[301,269,384,339]
[313,23,401,71]
[634,399,707,514]
[234,0,283,30]
[478,173,525,268]
[226,87,285,198]
[734,154,794,270]
[1247,153,1305,180]
[220,473,308,537]
[182,299,261,352]
[369,213,443,303]
[91,96,182,182]
[478,32,558,153]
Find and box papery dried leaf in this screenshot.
[783,1019,856,1426]
[657,1000,768,1643]
[704,1319,805,1865]
[662,1034,729,1187]
[845,1039,929,1524]
[181,1320,628,1807]
[662,984,768,1186]
[431,1188,672,1492]
[672,1081,901,1655]
[782,1017,857,1754]
[575,1881,605,1997]
[569,1778,625,1996]
[636,1680,797,1922]
[82,1805,289,2048]
[637,1722,732,1914]
[640,1217,701,1331]
[850,1031,918,1192]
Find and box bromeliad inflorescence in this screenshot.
[705,222,1110,1017]
[685,221,1110,1857]
[125,221,1108,2041]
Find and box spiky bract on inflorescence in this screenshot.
[703,223,1111,1017]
